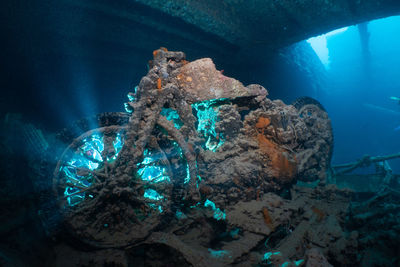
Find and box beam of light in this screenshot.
[38,80,83,131]
[40,65,101,136]
[71,70,100,131]
[307,26,349,69]
[363,103,400,116]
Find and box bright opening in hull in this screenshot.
[307,27,349,69]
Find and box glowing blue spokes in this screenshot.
[62,129,172,211]
[141,167,168,213]
[63,165,92,187]
[64,187,85,206]
[67,154,99,171]
[137,150,170,184]
[108,133,124,161]
[137,164,170,183]
[137,150,171,213]
[80,134,104,163]
[113,133,123,155]
[62,132,125,207]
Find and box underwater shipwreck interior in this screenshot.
[1,1,400,266]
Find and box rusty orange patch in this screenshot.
[262,207,275,231]
[157,78,162,90]
[311,206,325,222]
[177,73,184,80]
[256,117,271,130]
[257,133,297,182]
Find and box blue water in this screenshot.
[309,16,400,173]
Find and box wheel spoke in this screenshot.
[63,188,89,198]
[65,182,90,191]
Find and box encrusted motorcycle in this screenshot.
[53,48,333,252]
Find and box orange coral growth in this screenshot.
[255,115,297,182]
[182,60,189,65]
[157,78,162,90]
[262,207,275,231]
[257,133,297,183]
[153,47,168,57]
[186,76,192,82]
[256,117,271,130]
[177,73,184,80]
[311,206,325,222]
